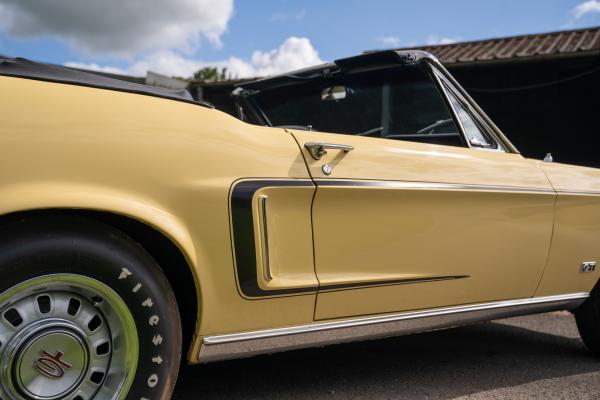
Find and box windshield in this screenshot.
[251,64,464,147]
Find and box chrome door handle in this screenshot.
[304,142,354,160]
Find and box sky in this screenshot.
[0,0,599,79]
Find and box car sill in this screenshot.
[198,293,588,363]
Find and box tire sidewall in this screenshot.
[0,217,181,400]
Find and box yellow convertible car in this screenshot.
[0,50,599,400]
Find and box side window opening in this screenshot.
[250,65,467,148]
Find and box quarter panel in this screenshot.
[0,76,316,363]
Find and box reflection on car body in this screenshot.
[1,50,600,399]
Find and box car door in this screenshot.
[287,64,555,320]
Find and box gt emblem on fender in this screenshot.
[581,261,597,273]
[33,350,72,379]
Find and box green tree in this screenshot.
[192,66,231,82]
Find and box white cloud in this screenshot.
[376,36,401,47]
[426,35,461,45]
[0,0,234,57]
[244,36,322,76]
[573,0,600,18]
[66,36,324,79]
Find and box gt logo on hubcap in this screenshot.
[33,350,72,379]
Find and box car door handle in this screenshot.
[304,142,354,160]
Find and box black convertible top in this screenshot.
[237,50,434,92]
[0,56,213,108]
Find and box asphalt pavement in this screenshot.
[173,311,600,399]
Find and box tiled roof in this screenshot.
[394,27,600,65]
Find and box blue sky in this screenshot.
[223,0,599,60]
[0,0,599,78]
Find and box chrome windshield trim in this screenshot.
[201,293,587,350]
[423,57,520,154]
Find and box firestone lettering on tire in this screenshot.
[147,374,159,388]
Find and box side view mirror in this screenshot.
[321,86,348,101]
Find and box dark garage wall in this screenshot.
[449,56,600,168]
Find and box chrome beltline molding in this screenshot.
[198,293,588,363]
[556,189,600,196]
[240,179,600,196]
[314,179,556,194]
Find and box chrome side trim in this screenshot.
[257,194,272,281]
[556,189,600,196]
[314,179,556,194]
[198,293,588,363]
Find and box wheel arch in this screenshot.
[0,207,201,362]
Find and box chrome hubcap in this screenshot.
[0,275,138,400]
[13,325,90,399]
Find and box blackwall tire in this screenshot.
[575,285,600,357]
[0,216,181,400]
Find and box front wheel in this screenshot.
[0,216,181,400]
[575,284,600,357]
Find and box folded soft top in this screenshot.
[0,56,212,108]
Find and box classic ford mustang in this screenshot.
[0,50,599,400]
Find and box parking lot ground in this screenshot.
[173,311,600,399]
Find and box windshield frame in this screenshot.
[422,57,518,153]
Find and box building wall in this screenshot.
[449,56,600,168]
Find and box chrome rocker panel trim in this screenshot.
[198,293,588,363]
